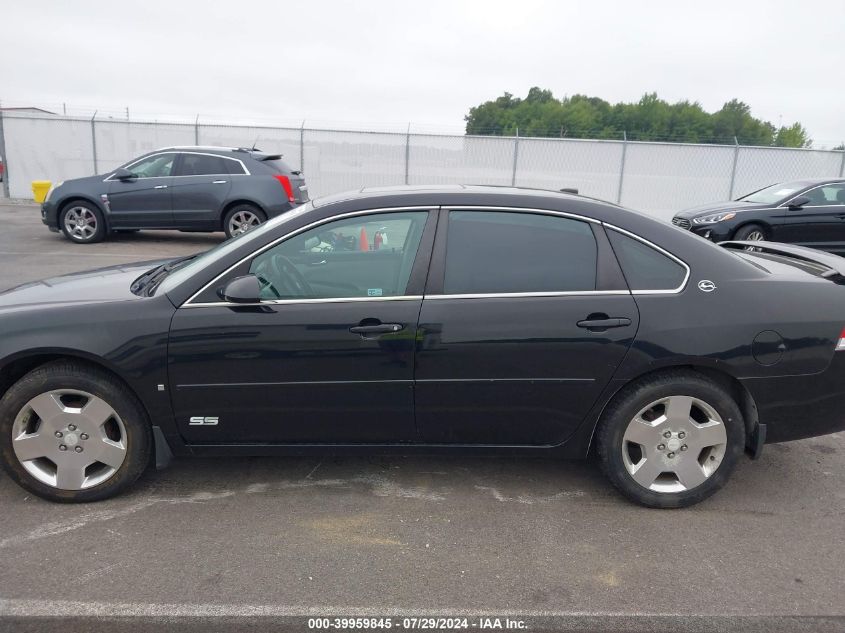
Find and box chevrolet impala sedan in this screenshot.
[2,185,845,507]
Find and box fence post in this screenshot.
[511,128,519,186]
[194,114,200,145]
[839,147,845,177]
[90,111,98,175]
[616,131,627,204]
[728,136,739,199]
[299,120,305,172]
[404,123,411,185]
[0,108,9,198]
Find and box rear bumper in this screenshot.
[742,355,845,443]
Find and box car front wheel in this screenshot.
[60,202,107,244]
[0,361,151,502]
[597,372,745,508]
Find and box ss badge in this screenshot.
[189,416,219,426]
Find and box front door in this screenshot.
[106,152,175,228]
[169,152,236,230]
[168,209,435,444]
[777,183,845,253]
[415,209,639,445]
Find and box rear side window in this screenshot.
[225,159,247,175]
[444,211,597,294]
[607,229,686,291]
[178,153,232,176]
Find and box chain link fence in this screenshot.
[1,111,844,220]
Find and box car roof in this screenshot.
[314,184,619,210]
[153,146,283,160]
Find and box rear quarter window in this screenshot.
[607,229,687,291]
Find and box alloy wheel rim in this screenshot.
[64,206,97,240]
[11,389,127,490]
[743,230,764,251]
[229,211,260,236]
[621,395,727,493]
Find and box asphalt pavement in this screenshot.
[0,202,843,631]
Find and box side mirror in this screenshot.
[788,196,811,210]
[112,167,136,181]
[218,275,262,303]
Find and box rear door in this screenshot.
[778,184,845,252]
[107,152,175,227]
[169,152,238,229]
[414,208,640,445]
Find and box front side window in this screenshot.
[178,153,232,176]
[443,211,597,294]
[607,229,686,291]
[125,153,175,178]
[249,211,428,300]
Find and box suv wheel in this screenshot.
[60,202,107,244]
[224,204,266,239]
[597,372,744,508]
[0,361,152,502]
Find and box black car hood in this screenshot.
[674,200,773,219]
[0,260,168,311]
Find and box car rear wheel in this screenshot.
[223,204,266,239]
[0,361,152,502]
[60,202,107,244]
[597,371,744,508]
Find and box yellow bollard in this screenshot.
[31,180,52,203]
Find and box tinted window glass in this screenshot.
[263,158,295,174]
[443,211,597,294]
[607,229,686,290]
[178,153,231,176]
[249,211,428,300]
[225,159,247,175]
[804,185,845,206]
[125,153,175,178]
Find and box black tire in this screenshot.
[0,360,152,503]
[223,204,266,239]
[733,223,767,242]
[596,371,745,508]
[59,201,107,244]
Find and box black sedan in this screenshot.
[672,178,845,253]
[2,185,845,508]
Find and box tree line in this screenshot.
[464,88,813,148]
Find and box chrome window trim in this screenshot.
[602,222,690,295]
[425,290,630,300]
[181,206,436,308]
[102,151,250,182]
[778,182,845,209]
[443,205,600,224]
[183,295,424,309]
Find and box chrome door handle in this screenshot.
[212,180,228,184]
[154,185,168,189]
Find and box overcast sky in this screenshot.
[2,0,843,145]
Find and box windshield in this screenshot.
[739,181,807,205]
[156,202,314,294]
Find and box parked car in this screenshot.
[672,178,845,253]
[40,146,309,242]
[3,185,845,507]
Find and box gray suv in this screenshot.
[41,146,309,242]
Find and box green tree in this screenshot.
[464,89,812,147]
